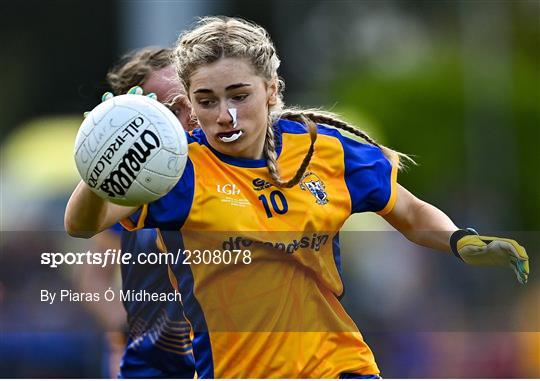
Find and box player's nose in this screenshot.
[216,102,233,126]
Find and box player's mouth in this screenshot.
[217,130,244,143]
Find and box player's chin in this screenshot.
[213,137,251,157]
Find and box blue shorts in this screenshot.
[118,334,195,378]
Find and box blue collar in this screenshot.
[195,122,283,168]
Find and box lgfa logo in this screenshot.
[217,183,241,195]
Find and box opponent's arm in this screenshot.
[64,180,138,238]
[383,184,529,284]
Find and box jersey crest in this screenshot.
[300,171,328,205]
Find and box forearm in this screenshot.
[400,200,458,253]
[384,185,458,253]
[65,181,111,238]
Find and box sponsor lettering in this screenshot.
[217,183,241,195]
[222,233,329,254]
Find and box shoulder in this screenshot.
[186,128,206,145]
[277,118,343,139]
[277,118,385,158]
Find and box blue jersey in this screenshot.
[118,228,195,378]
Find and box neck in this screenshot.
[206,137,266,161]
[228,140,265,160]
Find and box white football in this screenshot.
[74,94,188,206]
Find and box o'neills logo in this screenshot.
[88,117,145,188]
[252,177,272,191]
[98,129,161,197]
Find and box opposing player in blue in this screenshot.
[105,47,195,378]
[66,18,529,378]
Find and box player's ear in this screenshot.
[266,78,278,107]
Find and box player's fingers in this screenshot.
[514,243,528,260]
[101,92,114,102]
[517,259,529,284]
[146,92,158,100]
[510,261,521,284]
[481,237,529,260]
[510,259,528,285]
[128,86,144,95]
[508,245,529,283]
[493,240,528,261]
[83,111,90,118]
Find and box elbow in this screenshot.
[67,230,96,239]
[64,216,99,239]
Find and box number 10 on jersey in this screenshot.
[258,190,288,218]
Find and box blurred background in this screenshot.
[0,0,538,378]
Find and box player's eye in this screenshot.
[166,105,181,116]
[197,99,216,108]
[232,94,248,102]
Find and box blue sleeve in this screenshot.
[145,158,195,230]
[340,135,396,214]
[121,130,197,231]
[120,158,195,231]
[108,223,124,234]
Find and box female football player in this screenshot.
[65,17,529,378]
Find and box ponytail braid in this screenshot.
[264,115,317,188]
[280,108,415,170]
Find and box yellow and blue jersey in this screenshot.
[122,119,398,378]
[117,228,195,378]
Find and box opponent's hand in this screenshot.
[83,86,157,118]
[450,228,529,284]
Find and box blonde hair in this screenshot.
[106,47,174,94]
[173,17,413,187]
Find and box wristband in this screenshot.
[450,228,478,260]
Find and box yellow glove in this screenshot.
[450,228,529,284]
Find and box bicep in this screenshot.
[382,184,418,231]
[384,184,457,231]
[382,184,457,251]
